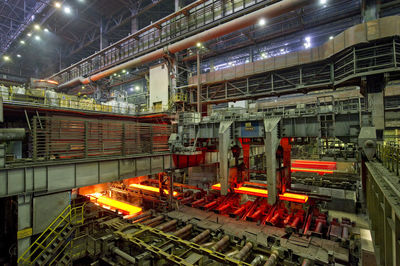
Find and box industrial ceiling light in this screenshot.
[329,36,334,40]
[55,2,62,8]
[130,88,134,92]
[258,18,266,26]
[35,35,41,41]
[135,86,140,91]
[196,42,202,48]
[3,55,10,61]
[44,28,49,33]
[27,33,32,37]
[34,24,41,30]
[303,36,311,49]
[122,69,126,73]
[64,6,72,14]
[320,0,327,4]
[16,54,21,58]
[20,40,25,44]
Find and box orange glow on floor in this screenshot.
[279,192,308,203]
[88,193,142,215]
[129,184,178,197]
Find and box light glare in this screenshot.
[258,18,266,26]
[64,6,71,14]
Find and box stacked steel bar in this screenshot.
[32,116,171,161]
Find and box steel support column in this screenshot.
[218,121,232,195]
[264,118,281,205]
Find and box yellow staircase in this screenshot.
[17,204,85,265]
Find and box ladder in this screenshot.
[18,204,85,265]
[317,96,336,158]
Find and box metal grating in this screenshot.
[32,116,171,161]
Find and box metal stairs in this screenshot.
[18,204,84,265]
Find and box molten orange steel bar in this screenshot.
[211,183,221,190]
[291,167,334,174]
[293,160,336,165]
[234,186,269,197]
[211,183,308,203]
[129,184,178,196]
[279,192,308,203]
[88,193,142,215]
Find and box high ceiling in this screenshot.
[0,0,179,77]
[0,0,399,80]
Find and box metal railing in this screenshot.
[50,0,275,84]
[17,204,85,265]
[2,91,138,115]
[32,116,171,161]
[49,231,88,265]
[197,37,400,104]
[377,144,400,177]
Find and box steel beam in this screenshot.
[264,118,280,205]
[218,121,233,195]
[0,153,171,198]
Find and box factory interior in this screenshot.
[0,0,400,265]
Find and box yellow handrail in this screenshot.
[17,204,85,265]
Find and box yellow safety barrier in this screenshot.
[17,204,85,265]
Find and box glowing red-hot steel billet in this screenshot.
[129,183,178,197]
[211,183,221,190]
[292,160,336,170]
[212,183,308,203]
[279,192,309,203]
[291,168,334,174]
[291,163,336,170]
[87,193,142,215]
[293,160,336,165]
[234,186,269,197]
